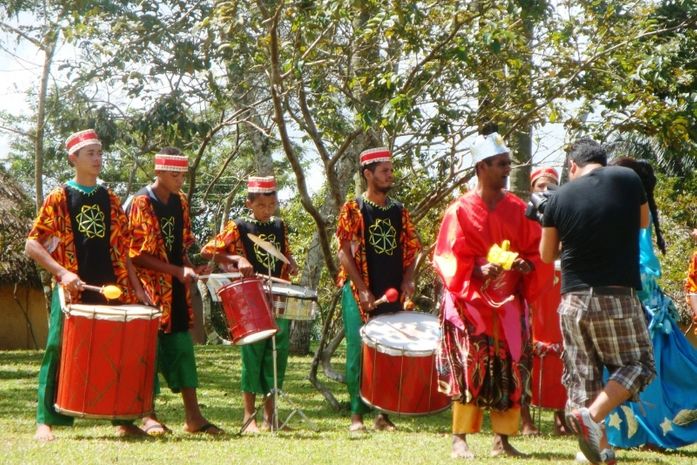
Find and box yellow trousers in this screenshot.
[452,402,520,435]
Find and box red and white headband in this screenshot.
[155,153,189,172]
[65,129,101,155]
[248,176,277,194]
[530,167,559,187]
[359,147,391,166]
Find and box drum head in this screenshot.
[65,304,161,321]
[360,311,440,356]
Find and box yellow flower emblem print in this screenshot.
[76,204,106,239]
[368,218,397,255]
[160,216,175,251]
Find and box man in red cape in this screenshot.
[433,124,552,459]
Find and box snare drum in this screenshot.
[217,277,278,345]
[269,283,318,320]
[55,304,161,419]
[360,311,450,415]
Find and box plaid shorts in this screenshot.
[559,291,655,410]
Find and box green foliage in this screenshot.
[654,171,697,322]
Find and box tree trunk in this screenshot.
[510,128,532,198]
[288,133,370,355]
[34,34,56,211]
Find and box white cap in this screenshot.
[471,132,509,164]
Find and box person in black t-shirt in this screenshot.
[539,139,655,465]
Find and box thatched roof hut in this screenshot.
[0,169,41,285]
[0,168,47,349]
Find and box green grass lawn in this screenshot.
[2,345,697,465]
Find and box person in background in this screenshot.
[601,157,697,451]
[521,167,569,436]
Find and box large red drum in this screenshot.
[216,277,278,345]
[55,303,161,419]
[360,312,450,415]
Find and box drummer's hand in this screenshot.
[400,279,415,299]
[194,264,212,276]
[177,266,199,283]
[58,270,82,296]
[512,258,533,274]
[135,288,153,306]
[358,288,376,313]
[288,260,299,276]
[237,257,254,277]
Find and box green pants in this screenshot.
[342,283,371,415]
[36,288,74,426]
[241,318,290,394]
[36,288,133,426]
[156,331,199,393]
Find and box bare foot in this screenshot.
[34,424,54,442]
[521,405,540,435]
[374,414,396,431]
[491,434,527,457]
[451,434,475,459]
[521,422,540,436]
[115,424,148,438]
[241,418,260,434]
[349,413,366,434]
[554,410,571,435]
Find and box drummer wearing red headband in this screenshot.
[127,147,222,435]
[336,147,421,433]
[25,129,149,441]
[201,175,299,433]
[521,166,569,436]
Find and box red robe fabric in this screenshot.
[434,192,553,406]
[530,267,567,409]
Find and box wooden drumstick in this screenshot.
[373,288,399,306]
[79,282,123,300]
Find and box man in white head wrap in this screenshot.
[433,124,554,459]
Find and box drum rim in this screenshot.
[358,394,451,417]
[268,282,318,300]
[54,404,154,420]
[360,311,440,356]
[234,328,278,345]
[63,304,162,320]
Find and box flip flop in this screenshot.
[189,423,224,435]
[143,422,172,436]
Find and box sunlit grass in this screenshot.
[2,346,696,464]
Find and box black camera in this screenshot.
[525,185,557,224]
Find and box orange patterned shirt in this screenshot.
[27,185,136,303]
[336,197,421,321]
[687,251,697,297]
[128,190,195,333]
